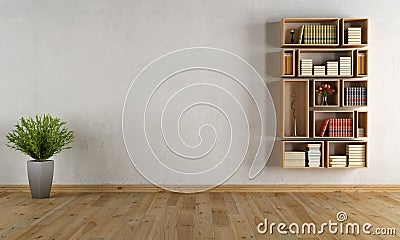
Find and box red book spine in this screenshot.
[319,119,330,137]
[345,119,348,137]
[328,118,333,137]
[349,118,353,137]
[333,118,336,137]
[339,119,342,137]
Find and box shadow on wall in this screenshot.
[265,22,282,167]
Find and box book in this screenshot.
[285,151,306,160]
[299,25,305,44]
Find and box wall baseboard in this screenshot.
[1,184,400,193]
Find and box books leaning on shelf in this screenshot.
[344,87,367,106]
[306,143,321,168]
[329,155,347,168]
[313,65,326,76]
[347,27,362,44]
[347,144,366,167]
[339,57,352,76]
[298,25,337,44]
[284,53,293,75]
[284,151,306,167]
[300,59,313,76]
[327,118,353,137]
[319,119,330,137]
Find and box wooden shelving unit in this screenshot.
[280,17,369,169]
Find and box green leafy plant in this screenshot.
[6,114,74,161]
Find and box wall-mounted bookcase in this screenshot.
[280,17,369,169]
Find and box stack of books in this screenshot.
[306,144,321,167]
[358,128,365,137]
[346,144,365,167]
[347,145,366,167]
[339,57,352,76]
[284,152,306,167]
[298,25,337,44]
[329,155,347,168]
[300,59,313,75]
[313,66,326,76]
[344,87,367,106]
[326,61,338,76]
[347,27,362,44]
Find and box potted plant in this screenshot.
[6,114,74,198]
[316,83,335,105]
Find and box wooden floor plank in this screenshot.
[0,191,399,239]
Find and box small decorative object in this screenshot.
[291,90,297,137]
[316,83,335,106]
[6,114,74,198]
[290,29,295,44]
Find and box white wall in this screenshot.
[1,0,399,185]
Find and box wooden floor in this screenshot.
[0,191,399,239]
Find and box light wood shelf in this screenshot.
[311,80,340,107]
[342,79,368,107]
[281,141,325,168]
[281,18,339,47]
[312,111,354,138]
[356,111,368,138]
[341,18,368,47]
[326,141,368,168]
[281,49,295,77]
[298,49,354,77]
[281,80,309,138]
[356,49,368,77]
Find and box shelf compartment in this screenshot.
[326,141,368,168]
[312,111,354,138]
[281,18,339,47]
[356,111,368,138]
[341,18,368,47]
[342,79,368,107]
[297,49,354,77]
[281,49,295,77]
[311,80,340,107]
[281,141,324,168]
[356,49,368,77]
[281,80,309,138]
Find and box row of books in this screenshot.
[344,87,367,106]
[319,118,353,137]
[346,27,362,44]
[347,144,366,167]
[283,53,293,75]
[298,25,337,44]
[306,143,321,167]
[300,57,352,76]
